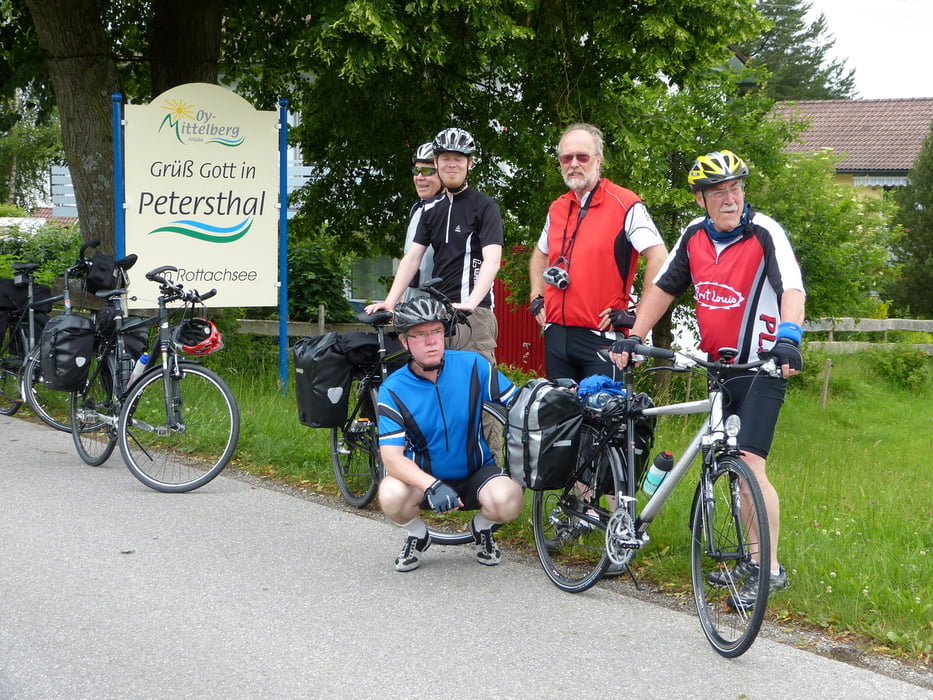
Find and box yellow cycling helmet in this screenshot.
[687,150,749,192]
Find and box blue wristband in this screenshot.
[776,322,803,346]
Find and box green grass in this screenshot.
[156,339,933,663]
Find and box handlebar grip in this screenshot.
[79,238,101,257]
[145,265,178,285]
[634,344,674,361]
[198,288,217,302]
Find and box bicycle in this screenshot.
[329,282,506,545]
[531,343,779,657]
[71,264,240,493]
[1,260,54,420]
[17,240,136,431]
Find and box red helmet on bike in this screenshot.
[173,317,223,355]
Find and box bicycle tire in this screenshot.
[690,455,770,658]
[330,381,380,508]
[0,328,26,416]
[119,362,240,493]
[70,353,118,466]
[532,422,619,593]
[20,344,72,431]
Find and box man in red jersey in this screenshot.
[610,150,806,610]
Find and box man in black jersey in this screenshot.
[366,127,503,364]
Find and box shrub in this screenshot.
[866,344,931,391]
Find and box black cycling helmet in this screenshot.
[393,297,450,334]
[687,150,749,192]
[413,142,435,164]
[432,127,475,157]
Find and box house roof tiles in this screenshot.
[772,98,933,174]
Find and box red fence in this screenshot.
[492,278,545,376]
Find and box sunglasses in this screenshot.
[412,166,437,176]
[558,153,593,165]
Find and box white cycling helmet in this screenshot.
[413,142,435,164]
[432,127,475,157]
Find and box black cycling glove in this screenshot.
[607,308,636,330]
[765,338,803,372]
[609,334,642,356]
[425,480,460,513]
[530,295,544,319]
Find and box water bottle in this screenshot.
[128,353,150,386]
[642,450,674,495]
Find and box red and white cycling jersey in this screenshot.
[656,208,805,362]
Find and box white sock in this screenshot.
[403,518,427,538]
[472,513,497,532]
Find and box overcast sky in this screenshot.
[803,0,933,99]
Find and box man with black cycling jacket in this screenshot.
[403,142,443,301]
[366,127,502,364]
[610,150,806,611]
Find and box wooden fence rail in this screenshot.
[802,318,933,355]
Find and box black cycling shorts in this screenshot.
[419,463,508,511]
[721,372,788,459]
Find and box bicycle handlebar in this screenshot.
[418,277,472,327]
[633,343,779,376]
[144,265,217,304]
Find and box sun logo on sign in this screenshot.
[159,99,196,143]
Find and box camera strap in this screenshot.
[557,180,600,269]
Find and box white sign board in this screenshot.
[124,83,279,308]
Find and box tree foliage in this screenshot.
[887,124,933,318]
[736,0,856,100]
[752,149,892,318]
[0,94,61,206]
[1,0,895,322]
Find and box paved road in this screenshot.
[0,414,929,699]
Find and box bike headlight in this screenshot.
[725,414,741,438]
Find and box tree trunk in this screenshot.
[25,0,121,254]
[150,0,224,97]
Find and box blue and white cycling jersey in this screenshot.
[377,350,516,480]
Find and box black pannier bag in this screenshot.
[0,278,51,312]
[0,278,22,310]
[506,378,584,490]
[40,313,95,391]
[94,306,149,360]
[84,252,117,294]
[335,331,407,375]
[293,332,353,428]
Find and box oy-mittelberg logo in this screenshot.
[142,98,261,244]
[159,98,245,147]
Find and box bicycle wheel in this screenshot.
[330,381,380,508]
[0,328,26,416]
[119,362,240,493]
[70,353,118,466]
[532,423,620,593]
[20,344,72,431]
[691,455,770,658]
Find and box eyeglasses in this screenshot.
[406,327,445,341]
[703,182,744,201]
[558,153,593,165]
[412,166,437,177]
